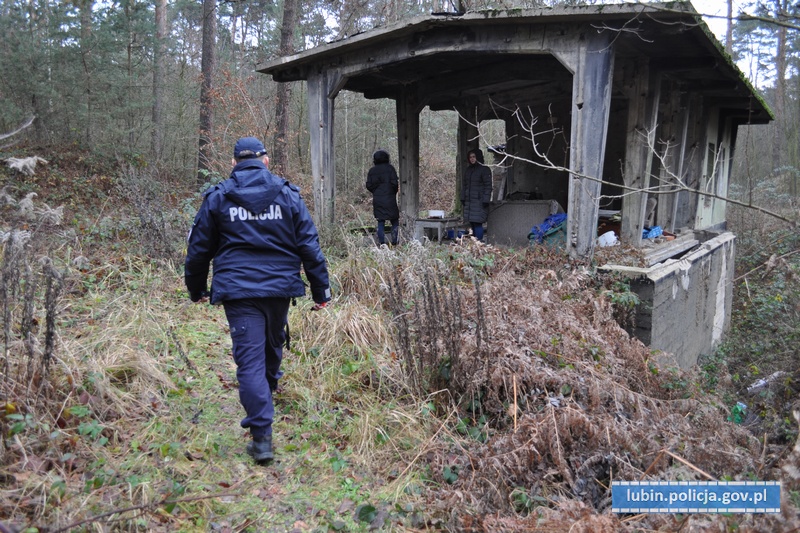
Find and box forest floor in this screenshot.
[0,149,799,532]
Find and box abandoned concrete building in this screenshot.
[258,2,772,368]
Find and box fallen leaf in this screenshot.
[336,499,355,514]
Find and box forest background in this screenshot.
[1,0,799,209]
[1,0,799,531]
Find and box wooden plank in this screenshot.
[598,232,700,270]
[397,92,422,225]
[668,92,692,232]
[307,69,341,226]
[620,58,660,247]
[655,80,684,232]
[563,30,614,258]
[455,102,479,215]
[676,93,704,229]
[641,233,699,266]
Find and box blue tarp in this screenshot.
[528,213,568,243]
[643,226,662,239]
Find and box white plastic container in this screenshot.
[597,230,618,247]
[428,209,445,218]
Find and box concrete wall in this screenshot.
[486,200,564,247]
[505,100,572,210]
[624,232,736,368]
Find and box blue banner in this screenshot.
[612,481,781,513]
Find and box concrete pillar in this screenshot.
[455,102,479,213]
[397,92,422,223]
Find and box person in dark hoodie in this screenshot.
[185,137,331,464]
[365,149,400,246]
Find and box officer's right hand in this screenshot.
[311,301,327,311]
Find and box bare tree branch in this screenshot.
[636,1,800,32]
[0,116,35,142]
[460,105,796,227]
[734,249,800,282]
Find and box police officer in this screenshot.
[185,137,331,463]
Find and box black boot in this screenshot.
[246,435,273,463]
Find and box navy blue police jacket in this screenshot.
[184,159,331,306]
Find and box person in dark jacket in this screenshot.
[185,136,331,464]
[461,148,493,241]
[365,149,400,246]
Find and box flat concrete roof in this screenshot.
[258,2,771,123]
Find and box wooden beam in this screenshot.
[620,58,661,247]
[455,102,480,214]
[641,233,700,267]
[555,31,615,258]
[397,92,422,226]
[675,92,704,229]
[307,69,342,226]
[655,83,686,232]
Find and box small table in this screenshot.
[414,217,462,243]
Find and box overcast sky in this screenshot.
[696,0,744,41]
[699,0,730,38]
[693,0,766,85]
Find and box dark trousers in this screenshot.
[223,297,290,439]
[471,222,484,241]
[376,218,399,245]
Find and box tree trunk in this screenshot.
[198,0,217,182]
[125,0,136,148]
[80,0,93,149]
[27,0,47,143]
[152,0,167,162]
[272,0,297,176]
[725,0,733,54]
[773,0,787,168]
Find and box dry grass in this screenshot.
[1,190,187,529]
[0,256,179,525]
[59,259,176,409]
[2,183,799,531]
[326,233,800,531]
